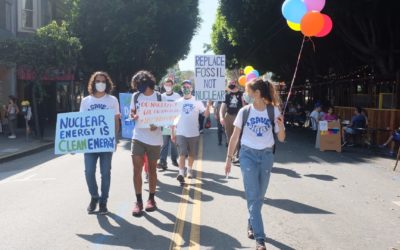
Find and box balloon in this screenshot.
[300,11,324,37]
[238,76,247,86]
[282,0,308,23]
[287,20,301,31]
[316,14,333,37]
[244,66,254,75]
[304,0,325,12]
[246,73,257,82]
[250,70,259,77]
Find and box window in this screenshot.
[21,0,34,28]
[40,0,52,26]
[5,1,12,31]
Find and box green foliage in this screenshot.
[70,0,200,85]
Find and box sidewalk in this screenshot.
[0,127,54,164]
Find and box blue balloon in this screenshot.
[282,0,308,24]
[250,70,259,78]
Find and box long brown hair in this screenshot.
[87,71,115,95]
[247,78,281,106]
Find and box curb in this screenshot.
[0,142,54,164]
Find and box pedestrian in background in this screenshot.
[225,78,285,250]
[7,95,19,139]
[80,71,120,215]
[213,101,224,145]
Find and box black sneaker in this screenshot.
[172,160,179,167]
[177,175,185,186]
[87,198,98,214]
[99,203,109,215]
[256,240,266,250]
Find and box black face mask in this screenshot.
[228,85,236,90]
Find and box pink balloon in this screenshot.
[316,14,333,37]
[246,73,257,82]
[304,0,325,11]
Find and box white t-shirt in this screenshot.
[234,104,281,150]
[130,92,166,146]
[79,94,120,115]
[310,110,319,131]
[162,92,181,135]
[175,96,206,138]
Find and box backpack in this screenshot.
[239,104,276,154]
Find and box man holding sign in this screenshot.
[172,80,211,186]
[79,71,120,215]
[130,70,165,217]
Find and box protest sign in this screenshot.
[55,110,115,154]
[136,101,180,128]
[194,55,226,101]
[119,93,135,139]
[319,120,328,131]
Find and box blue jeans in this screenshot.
[84,152,113,204]
[159,135,178,163]
[239,145,274,241]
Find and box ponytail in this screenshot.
[247,78,281,107]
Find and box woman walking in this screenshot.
[225,78,285,250]
[7,95,19,139]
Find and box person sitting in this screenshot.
[380,127,400,148]
[342,107,367,147]
[322,106,337,122]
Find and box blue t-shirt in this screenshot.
[351,114,366,128]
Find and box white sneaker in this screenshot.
[186,168,193,179]
[8,135,16,139]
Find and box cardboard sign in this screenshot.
[119,93,135,139]
[194,55,226,101]
[136,101,180,128]
[55,110,115,154]
[320,121,341,153]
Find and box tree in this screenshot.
[0,21,81,137]
[69,0,200,88]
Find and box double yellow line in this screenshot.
[169,137,203,250]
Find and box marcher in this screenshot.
[7,95,19,139]
[158,79,181,170]
[130,70,165,216]
[225,78,285,250]
[79,71,120,215]
[171,80,211,185]
[213,101,225,145]
[220,80,244,164]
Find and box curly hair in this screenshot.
[87,71,115,95]
[131,70,156,90]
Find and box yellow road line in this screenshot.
[169,136,204,250]
[189,136,203,250]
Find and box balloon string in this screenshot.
[283,36,306,116]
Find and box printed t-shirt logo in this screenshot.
[89,103,107,111]
[246,116,272,137]
[183,103,195,114]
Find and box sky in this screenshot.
[178,0,219,71]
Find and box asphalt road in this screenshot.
[0,127,399,250]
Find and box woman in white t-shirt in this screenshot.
[79,71,120,215]
[225,78,285,250]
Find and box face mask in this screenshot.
[137,83,148,93]
[228,84,236,90]
[95,82,106,92]
[164,86,172,92]
[243,93,254,104]
[182,87,191,96]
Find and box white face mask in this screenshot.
[164,86,172,92]
[95,82,106,92]
[243,93,254,104]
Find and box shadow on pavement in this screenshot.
[304,174,337,181]
[272,167,302,178]
[265,198,334,214]
[266,237,296,250]
[77,212,170,249]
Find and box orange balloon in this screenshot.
[300,11,324,37]
[238,75,247,86]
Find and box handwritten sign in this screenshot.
[319,121,328,131]
[136,101,180,128]
[55,110,115,154]
[119,93,135,139]
[194,55,226,101]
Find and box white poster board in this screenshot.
[194,55,226,101]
